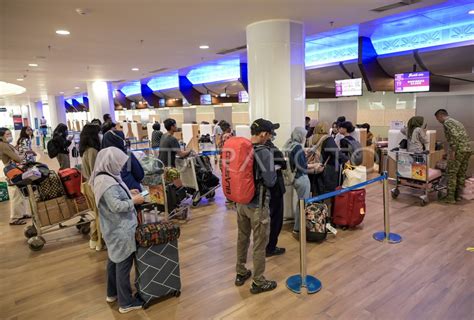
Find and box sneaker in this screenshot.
[118,300,143,314]
[89,240,97,250]
[106,296,117,303]
[266,247,286,257]
[234,270,252,286]
[250,279,277,294]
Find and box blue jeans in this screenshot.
[107,253,136,307]
[293,175,311,232]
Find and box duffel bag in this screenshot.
[136,222,180,247]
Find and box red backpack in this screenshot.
[221,137,256,204]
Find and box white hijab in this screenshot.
[89,147,131,204]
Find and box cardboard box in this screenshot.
[36,197,72,226]
[66,195,90,215]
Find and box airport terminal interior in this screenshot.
[1,0,474,319]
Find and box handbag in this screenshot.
[342,164,367,188]
[35,170,66,201]
[136,220,180,247]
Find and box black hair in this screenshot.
[79,124,101,157]
[16,126,33,146]
[101,121,116,135]
[90,119,102,126]
[219,120,231,133]
[0,127,10,139]
[435,109,448,117]
[305,116,311,122]
[152,122,161,131]
[340,121,355,133]
[213,119,219,125]
[53,123,68,137]
[103,113,111,122]
[363,123,371,132]
[201,121,210,125]
[337,116,346,124]
[164,118,177,131]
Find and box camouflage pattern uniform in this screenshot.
[443,117,472,201]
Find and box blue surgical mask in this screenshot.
[6,137,13,143]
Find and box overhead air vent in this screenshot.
[149,67,168,74]
[216,45,247,55]
[371,0,421,13]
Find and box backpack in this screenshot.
[221,136,260,204]
[282,150,297,186]
[345,138,363,166]
[47,139,59,158]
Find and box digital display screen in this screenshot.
[200,94,212,105]
[238,91,249,103]
[335,78,363,97]
[394,72,430,93]
[158,98,165,107]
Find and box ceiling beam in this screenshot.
[358,36,393,92]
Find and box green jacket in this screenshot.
[443,118,472,153]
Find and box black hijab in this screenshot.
[101,130,126,153]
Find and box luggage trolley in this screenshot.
[22,183,94,251]
[175,153,220,207]
[391,151,445,206]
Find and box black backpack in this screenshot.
[345,138,363,166]
[47,139,59,158]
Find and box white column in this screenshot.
[29,100,44,129]
[86,81,115,122]
[246,19,306,147]
[47,95,67,130]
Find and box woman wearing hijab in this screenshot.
[401,116,428,153]
[80,124,103,251]
[101,127,144,191]
[284,127,319,237]
[0,127,30,225]
[51,123,72,169]
[89,147,144,314]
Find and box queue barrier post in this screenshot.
[373,149,402,243]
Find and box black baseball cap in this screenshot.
[251,118,280,135]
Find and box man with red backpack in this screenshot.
[221,118,278,294]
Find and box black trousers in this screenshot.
[266,189,284,252]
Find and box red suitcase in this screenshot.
[332,187,366,227]
[58,168,82,198]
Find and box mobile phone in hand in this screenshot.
[140,190,149,197]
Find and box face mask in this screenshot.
[6,137,13,143]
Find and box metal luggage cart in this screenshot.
[175,153,220,207]
[391,151,446,206]
[21,184,94,251]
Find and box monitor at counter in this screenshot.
[158,98,165,107]
[394,72,430,93]
[200,94,212,105]
[335,78,363,97]
[238,91,249,103]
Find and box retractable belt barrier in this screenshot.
[199,150,220,156]
[286,169,402,295]
[132,147,160,153]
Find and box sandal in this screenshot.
[21,215,32,219]
[9,219,27,225]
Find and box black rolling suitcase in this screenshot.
[135,211,182,308]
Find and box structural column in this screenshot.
[29,100,44,129]
[246,19,306,147]
[86,81,115,122]
[47,95,67,130]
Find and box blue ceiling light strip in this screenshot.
[119,81,142,96]
[372,20,474,55]
[186,58,241,84]
[147,72,179,91]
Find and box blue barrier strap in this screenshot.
[305,173,387,204]
[132,147,159,152]
[199,150,220,156]
[130,140,149,145]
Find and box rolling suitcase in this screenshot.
[332,187,366,227]
[58,168,82,198]
[135,239,181,308]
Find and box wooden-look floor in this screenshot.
[1,155,473,319]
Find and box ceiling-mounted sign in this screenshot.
[0,107,7,112]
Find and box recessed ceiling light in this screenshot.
[28,63,38,67]
[131,68,139,71]
[56,30,70,35]
[469,10,474,15]
[74,86,80,89]
[199,45,209,49]
[17,78,24,81]
[59,91,64,94]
